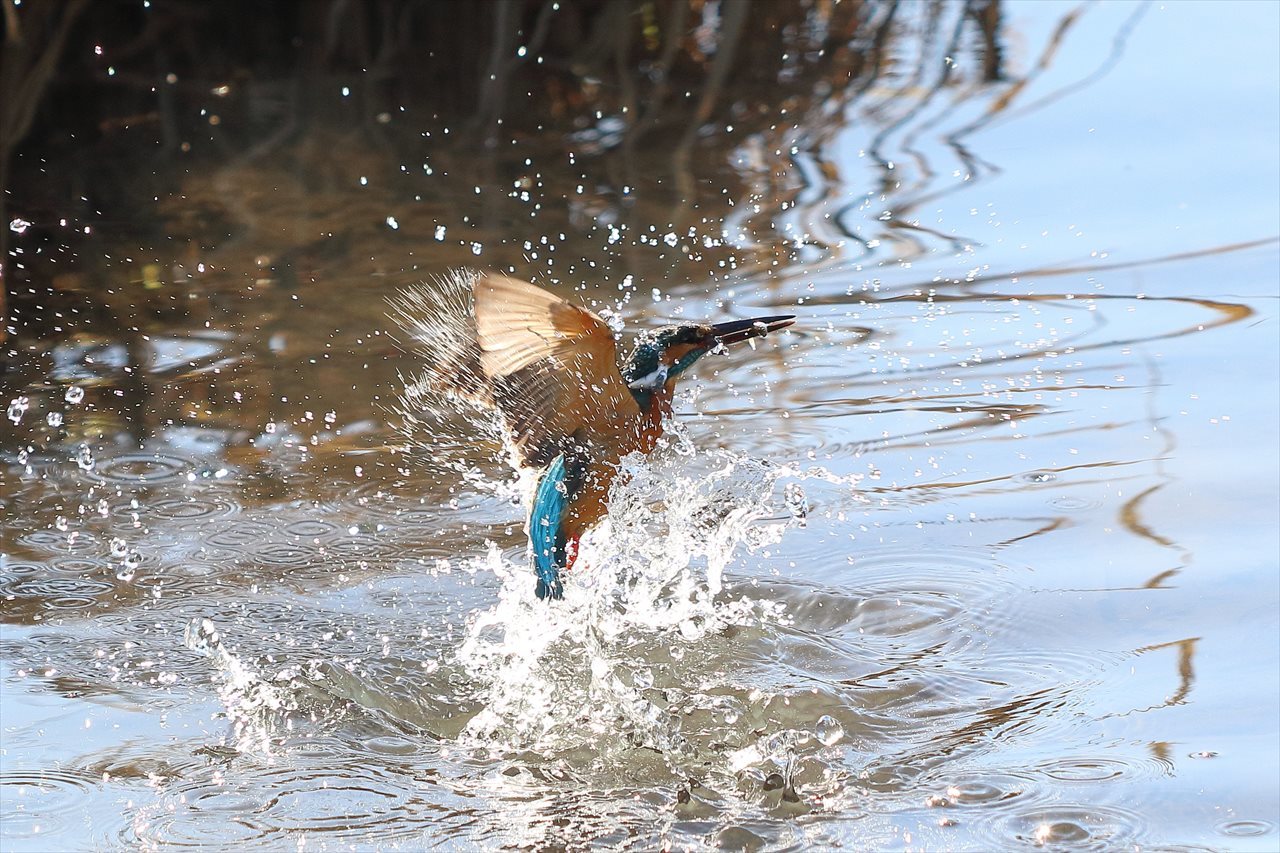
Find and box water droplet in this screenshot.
[766,729,797,756]
[7,396,29,424]
[55,516,69,531]
[65,386,85,404]
[599,309,625,335]
[76,443,95,471]
[815,714,844,746]
[633,667,654,689]
[110,537,128,559]
[784,483,808,524]
[46,411,64,427]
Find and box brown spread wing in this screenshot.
[390,270,640,469]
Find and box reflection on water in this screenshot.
[3,1,1279,850]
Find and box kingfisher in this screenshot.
[390,270,794,601]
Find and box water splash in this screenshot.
[452,433,846,769]
[184,618,299,756]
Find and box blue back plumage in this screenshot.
[531,454,569,600]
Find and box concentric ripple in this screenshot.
[987,803,1148,850]
[1036,753,1173,784]
[87,451,193,485]
[0,769,102,841]
[1216,819,1275,838]
[144,494,241,523]
[3,575,114,612]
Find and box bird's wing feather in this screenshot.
[390,270,639,469]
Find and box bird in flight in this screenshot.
[390,270,794,600]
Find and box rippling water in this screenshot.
[3,2,1278,850]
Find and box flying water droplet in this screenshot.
[784,483,809,525]
[76,443,95,471]
[65,386,85,404]
[599,309,625,335]
[7,396,28,424]
[46,411,64,427]
[110,537,128,559]
[815,714,844,746]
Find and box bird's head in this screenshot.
[621,315,795,406]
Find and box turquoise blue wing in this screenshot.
[530,455,570,600]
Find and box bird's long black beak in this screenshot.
[708,315,796,347]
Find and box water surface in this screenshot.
[2,2,1278,850]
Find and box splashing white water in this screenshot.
[185,618,300,756]
[453,433,849,760]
